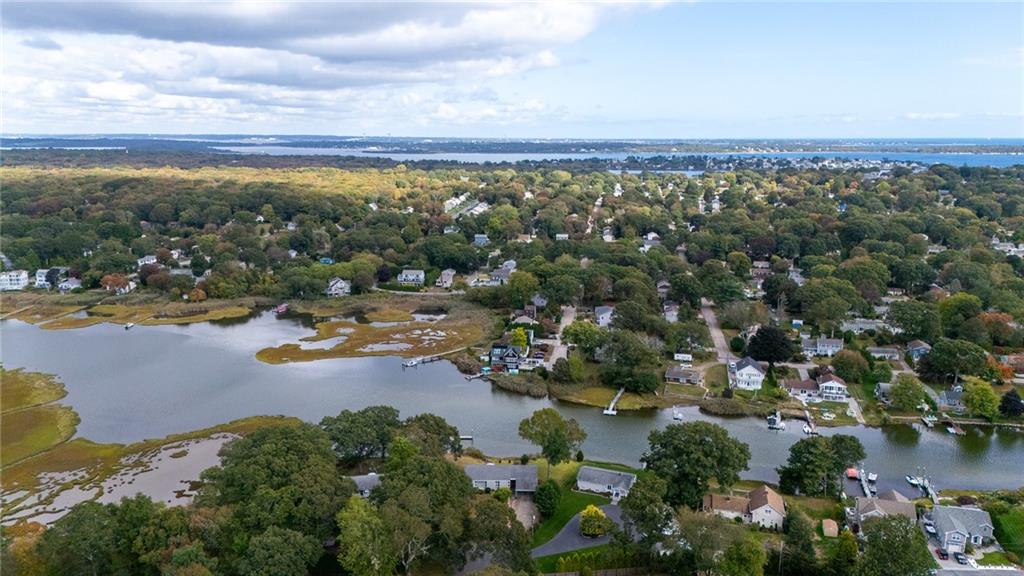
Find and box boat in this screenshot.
[273,303,289,314]
[846,468,859,480]
[402,357,422,368]
[802,424,815,435]
[906,475,920,486]
[767,411,786,430]
[124,323,135,330]
[869,485,877,495]
[673,407,685,421]
[921,415,937,428]
[946,426,957,434]
[867,472,878,483]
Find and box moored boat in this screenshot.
[906,475,920,486]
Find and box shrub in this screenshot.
[535,480,562,518]
[580,505,610,537]
[493,487,512,502]
[729,336,745,353]
[519,453,530,465]
[576,449,585,462]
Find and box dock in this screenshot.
[603,387,625,416]
[858,468,871,496]
[802,409,818,435]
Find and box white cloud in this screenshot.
[904,112,962,121]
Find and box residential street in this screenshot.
[543,305,575,369]
[530,504,624,558]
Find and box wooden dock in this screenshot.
[603,387,625,415]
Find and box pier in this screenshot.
[603,387,625,415]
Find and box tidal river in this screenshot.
[2,311,1022,494]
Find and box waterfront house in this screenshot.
[326,277,351,297]
[489,344,526,372]
[931,505,994,553]
[908,340,932,362]
[0,270,29,291]
[875,381,893,403]
[702,493,750,523]
[35,268,50,289]
[801,336,844,357]
[351,473,381,498]
[733,357,766,390]
[436,268,456,289]
[595,305,615,328]
[473,234,490,247]
[465,464,537,494]
[867,346,901,361]
[397,269,425,287]
[576,466,636,500]
[665,366,702,385]
[852,490,916,532]
[58,278,82,293]
[749,485,786,530]
[783,377,820,399]
[940,387,964,409]
[817,373,848,400]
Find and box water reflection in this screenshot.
[881,424,920,447]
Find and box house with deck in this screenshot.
[931,505,994,554]
[396,269,425,287]
[465,464,538,494]
[576,466,636,500]
[489,344,526,373]
[732,357,766,390]
[326,277,351,297]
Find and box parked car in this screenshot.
[935,548,948,560]
[954,552,968,565]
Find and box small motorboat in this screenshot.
[925,524,937,535]
[867,472,878,483]
[802,424,814,435]
[273,303,289,314]
[906,475,920,486]
[869,485,877,495]
[125,322,135,330]
[846,468,859,480]
[767,411,786,430]
[673,407,685,421]
[402,357,422,368]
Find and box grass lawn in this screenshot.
[553,385,672,410]
[533,544,609,572]
[665,383,706,398]
[993,507,1024,559]
[705,363,728,391]
[979,551,1018,567]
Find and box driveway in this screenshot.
[544,305,576,369]
[510,497,538,530]
[700,299,730,363]
[531,504,624,558]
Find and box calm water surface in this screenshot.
[2,313,1021,491]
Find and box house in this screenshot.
[817,373,848,401]
[662,302,680,323]
[908,340,932,362]
[137,255,158,268]
[852,490,916,531]
[749,485,786,530]
[58,278,82,293]
[436,268,456,289]
[443,225,461,235]
[474,234,490,247]
[351,473,381,498]
[464,464,538,494]
[867,346,901,360]
[0,270,29,291]
[489,344,526,372]
[491,267,513,285]
[665,366,702,385]
[733,357,766,390]
[784,377,820,399]
[875,381,893,403]
[319,257,335,265]
[940,387,964,409]
[702,493,750,523]
[656,279,672,300]
[931,506,994,553]
[530,293,549,309]
[841,318,896,334]
[594,306,615,328]
[801,336,844,357]
[576,466,636,500]
[326,277,351,297]
[396,269,425,286]
[35,268,51,289]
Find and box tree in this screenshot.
[938,292,983,338]
[518,409,587,476]
[926,338,987,384]
[579,505,611,537]
[320,405,401,463]
[999,388,1024,418]
[467,496,533,572]
[831,350,869,383]
[782,509,817,576]
[777,435,864,498]
[888,300,941,342]
[671,508,745,574]
[562,320,607,358]
[719,537,766,576]
[242,527,321,576]
[962,377,1000,421]
[534,480,562,518]
[641,421,751,508]
[336,496,397,576]
[37,501,116,576]
[669,273,702,308]
[824,529,859,576]
[619,475,671,544]
[890,373,928,412]
[100,273,129,292]
[380,487,433,574]
[859,516,934,576]
[508,271,540,309]
[401,413,462,458]
[509,327,528,349]
[746,325,795,368]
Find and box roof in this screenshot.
[867,346,900,354]
[736,357,765,375]
[464,464,538,492]
[878,489,909,502]
[933,505,993,537]
[908,339,932,350]
[785,378,818,391]
[703,493,749,515]
[595,305,615,317]
[748,485,785,514]
[818,373,847,387]
[577,466,636,491]
[400,269,425,276]
[351,473,382,493]
[856,496,916,521]
[665,366,700,380]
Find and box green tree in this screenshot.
[619,475,671,544]
[999,388,1024,418]
[782,509,817,576]
[831,350,869,383]
[669,273,703,308]
[336,496,398,576]
[509,327,528,349]
[641,421,751,508]
[746,325,796,369]
[562,321,607,358]
[534,480,562,518]
[467,496,533,572]
[777,435,865,498]
[380,487,433,574]
[508,271,540,309]
[320,405,401,463]
[37,501,116,576]
[400,413,462,458]
[890,373,928,412]
[926,338,987,384]
[859,517,934,576]
[242,527,321,576]
[824,529,859,576]
[719,537,766,576]
[938,292,983,338]
[518,409,587,477]
[888,300,942,343]
[962,377,1000,420]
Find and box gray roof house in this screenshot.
[940,387,965,408]
[397,269,425,286]
[464,464,538,494]
[867,346,902,360]
[932,505,994,553]
[351,473,382,498]
[595,305,615,328]
[852,489,916,531]
[576,466,636,500]
[665,366,702,385]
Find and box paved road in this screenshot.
[544,305,576,369]
[531,504,624,558]
[699,299,731,364]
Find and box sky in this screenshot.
[3,1,1023,138]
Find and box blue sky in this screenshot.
[4,1,1022,137]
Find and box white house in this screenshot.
[801,336,844,357]
[595,305,615,328]
[554,233,569,241]
[325,277,351,297]
[473,234,490,247]
[58,278,82,293]
[436,268,456,289]
[464,464,538,495]
[867,346,901,360]
[576,466,636,501]
[0,270,29,291]
[396,269,425,286]
[35,268,51,289]
[817,373,849,401]
[732,357,766,390]
[932,506,994,554]
[748,485,786,530]
[137,255,158,268]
